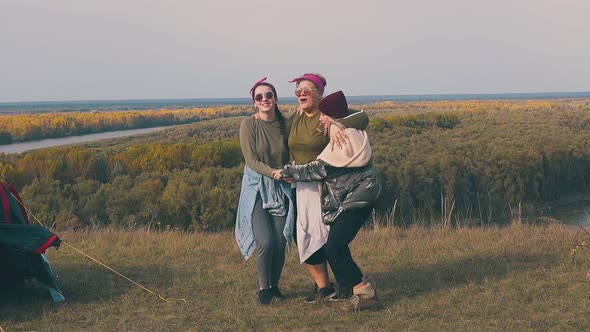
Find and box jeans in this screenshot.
[252,194,287,289]
[304,207,372,288]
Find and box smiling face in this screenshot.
[296,80,322,114]
[253,85,277,118]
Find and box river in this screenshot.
[0,126,172,154]
[542,199,590,225]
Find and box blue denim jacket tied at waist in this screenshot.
[235,165,295,260]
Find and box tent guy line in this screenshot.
[61,241,175,303]
[1,174,182,305]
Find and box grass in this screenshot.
[2,222,590,331]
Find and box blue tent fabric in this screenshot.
[0,182,65,302]
[0,224,60,253]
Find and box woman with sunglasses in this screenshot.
[277,73,369,304]
[235,77,296,305]
[274,90,381,312]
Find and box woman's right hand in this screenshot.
[272,169,295,183]
[271,169,284,180]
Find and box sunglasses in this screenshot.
[254,91,274,102]
[295,87,320,97]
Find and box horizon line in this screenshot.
[2,90,590,105]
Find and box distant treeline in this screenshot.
[0,142,244,231]
[1,99,589,230]
[0,105,276,144]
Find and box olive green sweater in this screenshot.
[239,116,291,178]
[288,110,369,164]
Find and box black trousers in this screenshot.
[304,207,372,288]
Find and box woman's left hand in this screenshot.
[329,124,348,150]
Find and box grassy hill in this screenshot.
[2,222,590,331]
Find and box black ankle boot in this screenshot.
[258,288,273,305]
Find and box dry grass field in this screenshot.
[3,221,590,331]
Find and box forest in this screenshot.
[0,105,275,144]
[0,98,589,230]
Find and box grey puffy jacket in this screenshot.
[283,160,382,225]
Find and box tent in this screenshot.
[0,180,64,302]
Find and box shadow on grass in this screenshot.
[370,252,559,305]
[0,260,189,321]
[283,252,559,304]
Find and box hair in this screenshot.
[296,73,327,91]
[274,105,288,148]
[252,82,288,148]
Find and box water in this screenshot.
[541,200,590,225]
[0,126,171,154]
[1,91,589,113]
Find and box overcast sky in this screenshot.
[1,0,589,102]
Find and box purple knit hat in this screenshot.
[319,91,349,119]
